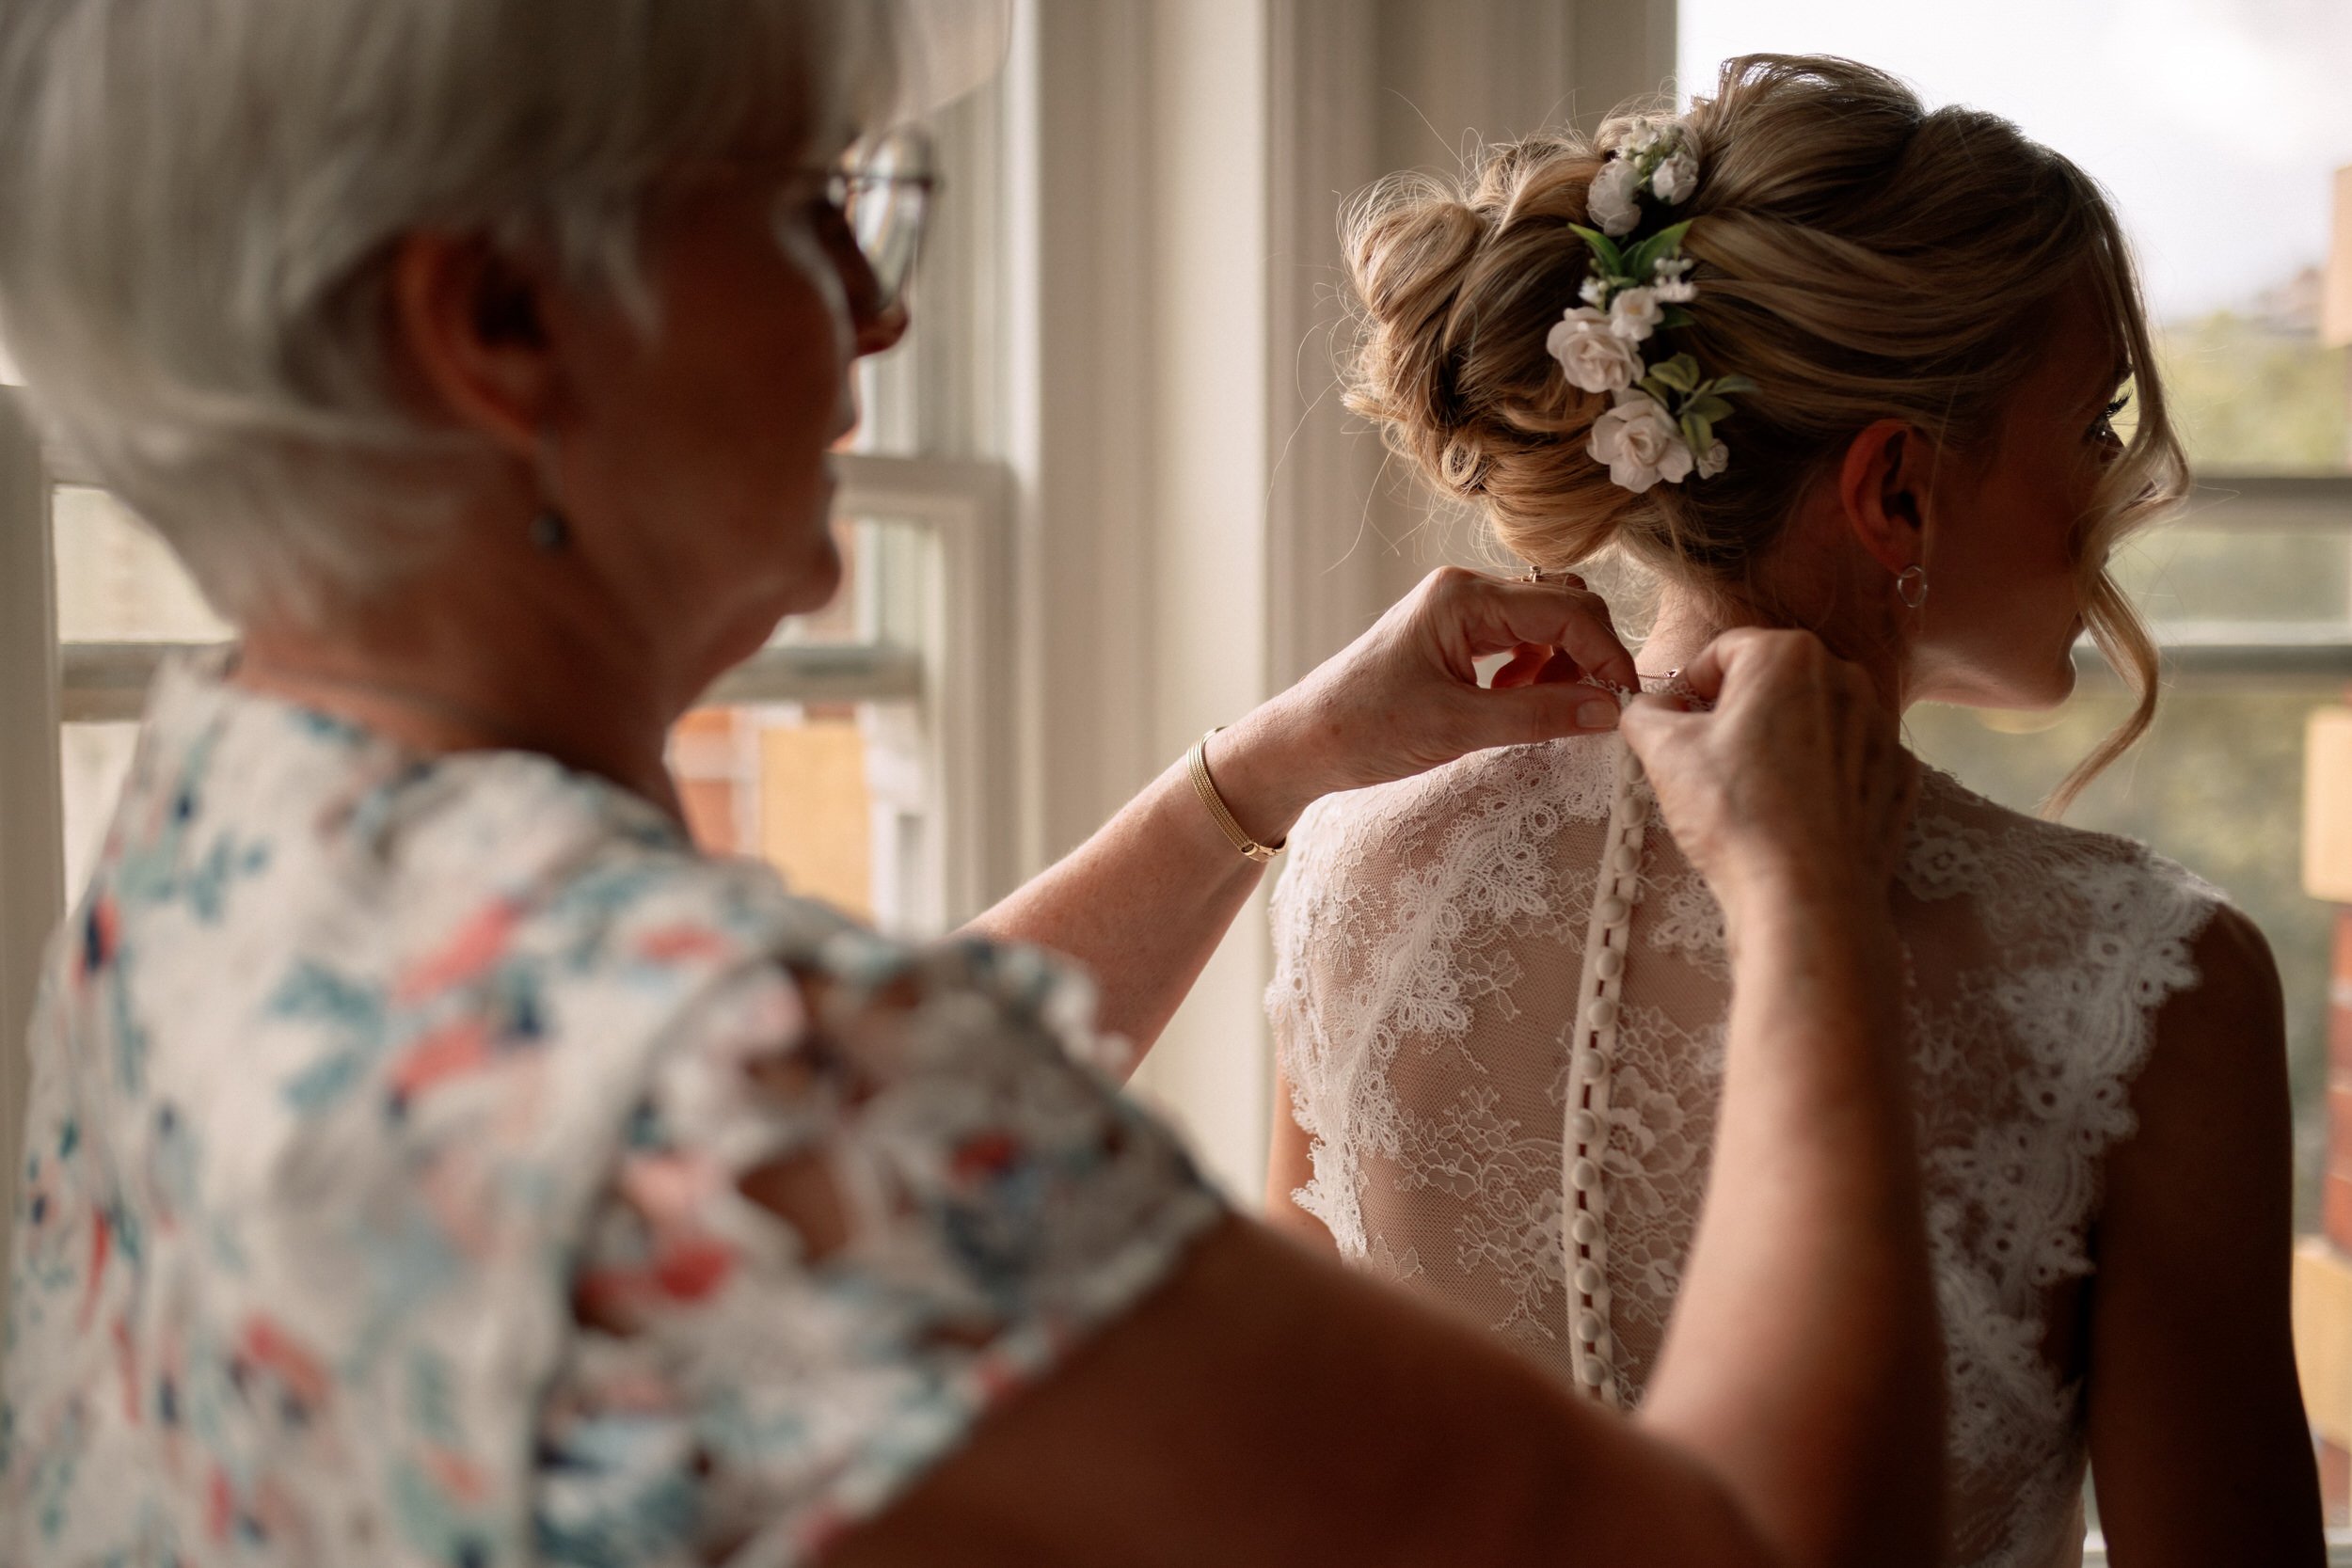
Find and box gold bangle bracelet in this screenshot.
[1188,728,1283,864]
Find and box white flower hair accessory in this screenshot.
[1545,119,1756,495]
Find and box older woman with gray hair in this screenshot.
[0,2,1940,1564]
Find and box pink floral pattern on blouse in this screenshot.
[3,652,1222,1566]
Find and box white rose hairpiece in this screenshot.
[1545,119,1755,495]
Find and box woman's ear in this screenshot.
[389,232,562,462]
[1836,418,1930,576]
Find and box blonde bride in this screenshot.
[1268,55,2320,1568]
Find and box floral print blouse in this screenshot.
[2,653,1223,1566]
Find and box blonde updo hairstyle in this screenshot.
[1343,55,2187,809]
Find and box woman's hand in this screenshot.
[1212,567,1640,844]
[969,567,1627,1059]
[1618,627,1917,923]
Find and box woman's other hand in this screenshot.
[1618,627,1917,922]
[1212,567,1640,843]
[1624,627,1941,1568]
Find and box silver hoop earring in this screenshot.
[1895,564,1930,610]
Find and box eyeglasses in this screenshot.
[819,126,937,319]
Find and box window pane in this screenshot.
[671,702,931,935]
[53,484,230,643]
[2164,300,2349,476]
[2110,520,2351,628]
[1678,0,2352,476]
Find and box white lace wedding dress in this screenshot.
[1268,728,2222,1568]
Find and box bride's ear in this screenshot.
[1836,418,1931,576]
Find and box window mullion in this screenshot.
[0,386,63,1243]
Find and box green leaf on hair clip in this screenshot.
[1569,224,1627,277]
[1623,220,1694,281]
[1709,373,1760,396]
[1685,393,1736,423]
[1646,354,1702,394]
[1681,414,1714,454]
[1659,306,1698,330]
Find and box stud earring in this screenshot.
[1895,564,1930,610]
[529,506,570,553]
[530,431,571,553]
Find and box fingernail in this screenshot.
[1578,700,1619,729]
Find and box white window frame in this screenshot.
[804,451,1016,931]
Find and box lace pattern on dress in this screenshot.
[1269,747,2221,1568]
[1645,866,1729,981]
[1272,743,1614,1263]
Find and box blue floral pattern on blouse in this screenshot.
[2,653,1222,1566]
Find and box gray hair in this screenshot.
[0,0,897,619]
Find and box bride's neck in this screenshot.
[1638,580,1906,711]
[1636,586,1768,679]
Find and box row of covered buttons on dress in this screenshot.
[1560,731,1649,1407]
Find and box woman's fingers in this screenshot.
[1223,567,1644,815]
[1620,627,1916,912]
[1491,647,1597,691]
[1505,676,1618,737]
[1662,624,1791,708]
[1438,572,1638,694]
[1616,693,1699,775]
[1470,679,1625,745]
